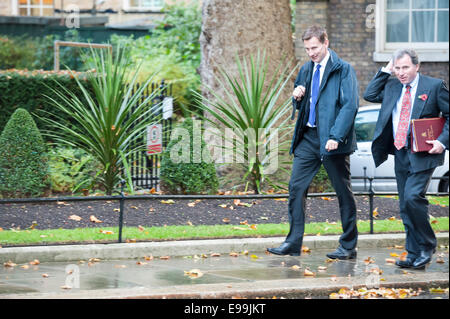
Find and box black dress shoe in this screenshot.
[326,246,357,260]
[412,249,434,269]
[395,256,416,268]
[267,242,301,256]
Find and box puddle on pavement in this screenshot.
[0,247,447,295]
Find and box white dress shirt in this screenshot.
[307,50,330,127]
[380,67,445,150]
[391,73,419,138]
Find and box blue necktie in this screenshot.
[308,64,321,126]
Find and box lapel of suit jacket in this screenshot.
[380,80,403,128]
[318,57,334,97]
[411,74,430,120]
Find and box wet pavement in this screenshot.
[0,243,448,299]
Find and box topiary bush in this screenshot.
[160,118,219,194]
[0,108,49,198]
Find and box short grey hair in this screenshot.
[393,49,420,65]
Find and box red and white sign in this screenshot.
[147,124,162,155]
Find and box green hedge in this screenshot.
[0,69,94,138]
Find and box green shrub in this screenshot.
[160,118,219,194]
[48,146,102,193]
[0,69,94,136]
[0,108,49,198]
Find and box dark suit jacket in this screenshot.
[290,49,359,156]
[364,70,449,173]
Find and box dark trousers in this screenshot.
[394,148,437,256]
[286,127,358,250]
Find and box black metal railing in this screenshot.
[0,175,447,244]
[128,80,173,190]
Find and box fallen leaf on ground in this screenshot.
[184,269,204,279]
[302,246,311,253]
[56,201,71,206]
[304,269,315,276]
[159,256,170,260]
[229,252,239,257]
[90,215,102,223]
[99,230,114,235]
[29,259,40,265]
[42,273,49,278]
[232,226,249,231]
[274,198,287,201]
[144,255,154,261]
[291,265,301,270]
[222,218,231,223]
[60,285,72,290]
[372,207,379,218]
[388,216,396,221]
[187,202,196,207]
[390,252,400,257]
[161,200,175,204]
[385,258,396,264]
[4,261,17,268]
[318,266,328,271]
[429,287,448,294]
[250,254,259,259]
[321,197,333,201]
[210,253,221,257]
[69,215,82,221]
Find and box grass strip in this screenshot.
[0,217,448,246]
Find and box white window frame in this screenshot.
[123,0,164,11]
[374,0,449,62]
[16,0,54,16]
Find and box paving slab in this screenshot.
[0,233,448,299]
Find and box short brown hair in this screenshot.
[302,25,328,43]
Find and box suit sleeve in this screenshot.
[437,80,449,149]
[291,65,309,120]
[329,64,359,143]
[364,69,391,103]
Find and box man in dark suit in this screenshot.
[267,25,359,259]
[364,49,449,269]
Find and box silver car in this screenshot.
[350,105,449,193]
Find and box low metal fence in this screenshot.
[0,176,447,243]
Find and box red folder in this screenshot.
[411,117,445,153]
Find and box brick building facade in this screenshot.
[294,0,449,104]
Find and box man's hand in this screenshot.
[386,59,394,73]
[325,139,339,152]
[426,140,445,154]
[293,85,306,101]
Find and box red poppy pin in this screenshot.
[418,94,428,101]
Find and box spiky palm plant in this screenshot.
[40,45,161,194]
[192,52,298,193]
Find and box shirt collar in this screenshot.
[405,73,420,89]
[315,50,330,70]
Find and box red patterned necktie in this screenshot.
[394,85,412,150]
